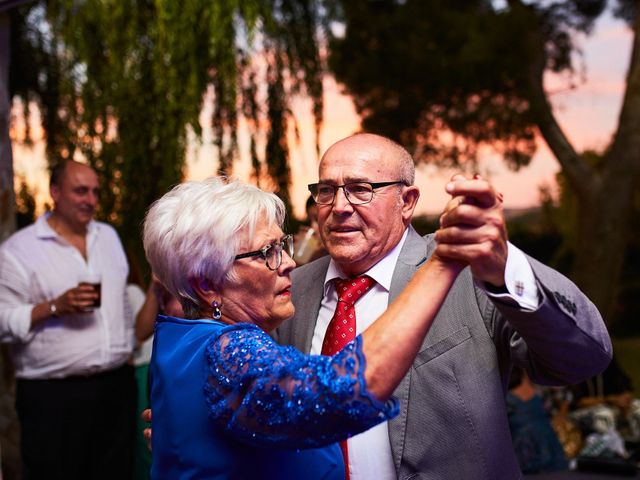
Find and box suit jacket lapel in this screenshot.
[287,256,331,353]
[387,227,431,472]
[389,227,432,302]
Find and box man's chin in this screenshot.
[326,246,368,267]
[77,213,94,223]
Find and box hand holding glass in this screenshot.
[78,273,101,311]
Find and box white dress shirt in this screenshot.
[128,283,154,367]
[0,214,134,379]
[311,228,539,479]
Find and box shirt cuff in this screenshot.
[0,304,35,343]
[479,243,539,311]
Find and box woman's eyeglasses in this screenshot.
[234,234,295,271]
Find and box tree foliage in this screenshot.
[10,0,327,264]
[328,0,640,326]
[329,0,629,168]
[14,175,36,229]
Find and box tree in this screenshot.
[328,0,640,326]
[15,175,36,228]
[10,0,327,262]
[546,156,640,336]
[1,8,15,243]
[0,9,21,478]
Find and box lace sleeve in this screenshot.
[203,324,399,449]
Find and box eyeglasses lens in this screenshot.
[265,236,294,270]
[313,183,374,205]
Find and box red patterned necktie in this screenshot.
[321,275,376,480]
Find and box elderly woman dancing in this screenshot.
[144,177,463,480]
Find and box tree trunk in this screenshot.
[572,174,636,323]
[0,11,21,480]
[571,10,640,324]
[0,10,15,242]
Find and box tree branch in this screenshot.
[519,2,595,200]
[607,8,640,178]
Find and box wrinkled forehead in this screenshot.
[318,139,399,183]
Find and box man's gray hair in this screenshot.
[379,135,415,185]
[143,177,286,319]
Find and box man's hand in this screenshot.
[31,283,99,329]
[435,174,508,287]
[53,284,99,315]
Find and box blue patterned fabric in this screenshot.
[151,315,398,480]
[205,323,398,449]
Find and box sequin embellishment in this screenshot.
[203,324,399,448]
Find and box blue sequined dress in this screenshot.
[150,315,399,480]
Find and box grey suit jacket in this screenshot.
[276,226,612,480]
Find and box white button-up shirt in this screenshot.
[0,214,134,379]
[311,228,538,480]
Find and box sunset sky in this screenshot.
[11,10,633,219]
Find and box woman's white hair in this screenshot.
[143,177,285,319]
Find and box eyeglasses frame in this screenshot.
[234,234,295,271]
[307,180,407,206]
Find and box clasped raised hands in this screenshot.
[435,174,508,287]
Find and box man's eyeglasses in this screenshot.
[308,181,407,206]
[234,234,294,271]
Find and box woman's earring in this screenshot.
[211,300,222,320]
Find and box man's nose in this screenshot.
[87,191,98,206]
[332,186,354,214]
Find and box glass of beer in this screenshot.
[78,273,101,311]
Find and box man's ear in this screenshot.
[401,185,420,222]
[50,184,60,204]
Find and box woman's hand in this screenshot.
[142,408,152,451]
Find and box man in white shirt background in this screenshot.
[0,161,135,479]
[276,133,612,479]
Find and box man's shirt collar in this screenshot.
[35,212,98,241]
